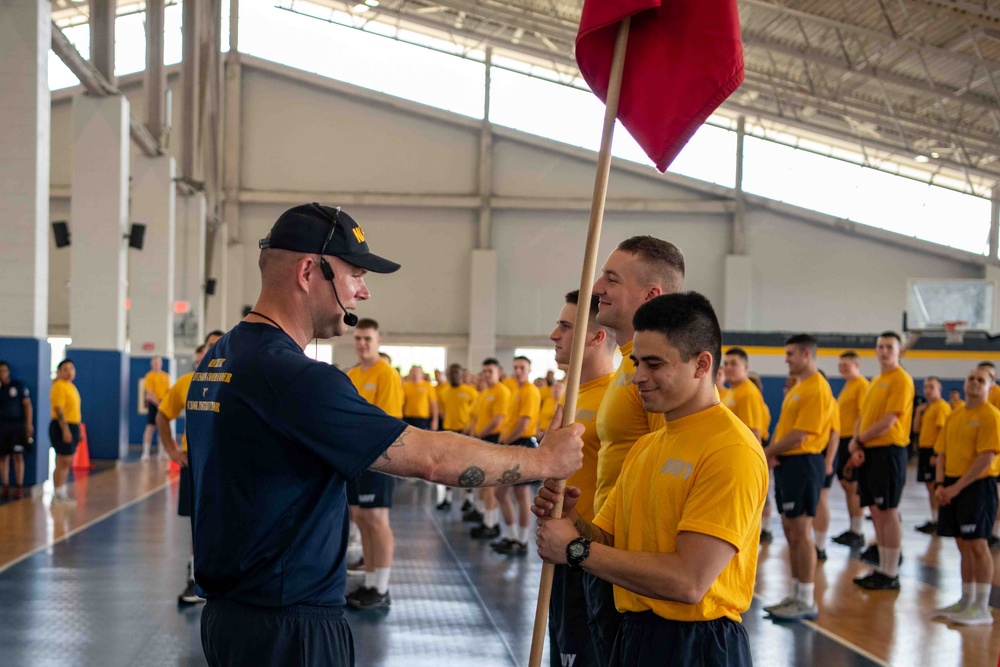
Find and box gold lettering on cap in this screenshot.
[353,227,365,243]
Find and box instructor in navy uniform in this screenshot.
[186,203,584,667]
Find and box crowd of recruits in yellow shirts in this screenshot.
[721,338,1000,627]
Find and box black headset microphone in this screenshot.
[315,204,359,327]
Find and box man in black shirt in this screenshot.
[187,204,584,666]
[0,361,33,500]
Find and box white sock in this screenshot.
[142,442,150,457]
[475,498,485,513]
[797,582,815,605]
[364,571,376,589]
[444,487,453,502]
[55,484,67,496]
[792,579,800,599]
[518,523,532,544]
[502,523,515,540]
[976,583,993,613]
[850,516,864,534]
[188,554,195,582]
[879,547,900,578]
[957,582,974,609]
[483,508,499,528]
[435,485,447,503]
[930,508,938,522]
[814,531,828,550]
[374,567,391,595]
[464,489,474,501]
[349,522,361,545]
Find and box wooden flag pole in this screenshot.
[527,17,631,667]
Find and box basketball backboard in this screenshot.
[905,279,996,333]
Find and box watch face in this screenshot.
[568,542,585,559]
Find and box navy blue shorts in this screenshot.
[49,420,81,457]
[774,453,824,518]
[916,448,937,483]
[610,611,752,667]
[0,421,26,456]
[510,437,538,487]
[178,465,193,518]
[834,436,856,482]
[146,403,159,426]
[201,599,353,666]
[938,476,999,541]
[582,571,623,667]
[347,471,395,509]
[821,448,834,489]
[403,417,431,430]
[858,445,908,510]
[549,564,600,667]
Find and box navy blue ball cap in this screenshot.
[258,203,401,274]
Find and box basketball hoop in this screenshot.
[944,320,968,345]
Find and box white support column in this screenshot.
[205,221,229,332]
[69,93,131,460]
[723,255,754,331]
[176,193,207,346]
[468,250,498,367]
[990,184,999,260]
[0,0,52,487]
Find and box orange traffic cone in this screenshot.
[72,423,94,470]
[168,457,180,473]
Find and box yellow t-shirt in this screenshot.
[440,384,479,432]
[595,341,665,514]
[501,377,519,393]
[761,402,772,441]
[158,372,193,451]
[50,379,82,423]
[838,376,870,438]
[567,374,612,523]
[143,370,171,402]
[934,402,1000,479]
[538,394,565,434]
[402,380,438,419]
[593,403,767,623]
[473,383,511,436]
[539,385,552,405]
[989,385,1000,411]
[918,399,951,450]
[502,382,542,440]
[859,366,915,447]
[722,381,768,440]
[347,360,404,418]
[772,372,835,457]
[950,398,966,411]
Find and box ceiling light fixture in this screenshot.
[914,155,930,163]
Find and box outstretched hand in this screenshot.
[536,405,584,480]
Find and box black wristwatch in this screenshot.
[567,537,591,570]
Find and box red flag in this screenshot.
[576,0,744,172]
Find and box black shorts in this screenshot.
[582,571,623,667]
[201,599,353,667]
[834,436,856,482]
[509,437,538,486]
[610,611,752,667]
[403,416,430,430]
[483,433,500,444]
[549,564,600,667]
[938,477,999,541]
[916,448,938,483]
[0,421,26,456]
[773,453,824,518]
[178,465,193,517]
[821,448,834,489]
[146,403,159,426]
[49,420,81,457]
[858,445,908,510]
[347,471,395,509]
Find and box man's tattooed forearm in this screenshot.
[496,464,522,485]
[574,517,608,545]
[380,429,410,462]
[457,466,486,487]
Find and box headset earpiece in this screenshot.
[320,257,335,281]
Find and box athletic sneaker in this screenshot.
[763,597,796,614]
[915,521,938,534]
[463,509,484,523]
[461,499,474,513]
[435,499,452,511]
[51,494,76,507]
[853,571,900,590]
[759,529,773,544]
[932,600,968,619]
[490,538,512,552]
[832,530,865,547]
[949,607,994,626]
[815,548,827,561]
[470,523,500,539]
[859,545,903,566]
[769,599,819,621]
[345,585,370,606]
[346,557,365,575]
[178,580,206,604]
[349,587,391,610]
[495,540,528,557]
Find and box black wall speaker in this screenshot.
[52,221,70,248]
[205,278,217,295]
[128,223,146,250]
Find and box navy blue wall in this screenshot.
[127,357,171,445]
[0,337,51,487]
[69,349,128,460]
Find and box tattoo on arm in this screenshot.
[458,467,486,487]
[496,464,522,485]
[574,517,610,546]
[379,428,410,462]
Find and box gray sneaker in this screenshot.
[948,607,994,626]
[932,599,968,619]
[769,599,819,621]
[763,597,796,615]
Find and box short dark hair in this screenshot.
[482,358,500,367]
[785,334,818,354]
[0,361,8,370]
[878,331,902,343]
[195,344,207,354]
[617,236,685,290]
[565,290,600,325]
[379,352,392,363]
[357,318,379,331]
[978,361,996,370]
[724,347,749,362]
[925,375,941,384]
[840,350,860,361]
[57,359,74,370]
[632,292,721,374]
[513,356,531,366]
[205,329,225,342]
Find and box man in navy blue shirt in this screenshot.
[187,203,584,666]
[0,361,33,500]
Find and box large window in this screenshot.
[380,345,447,378]
[513,348,562,382]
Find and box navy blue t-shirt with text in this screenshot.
[0,381,29,422]
[186,322,407,607]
